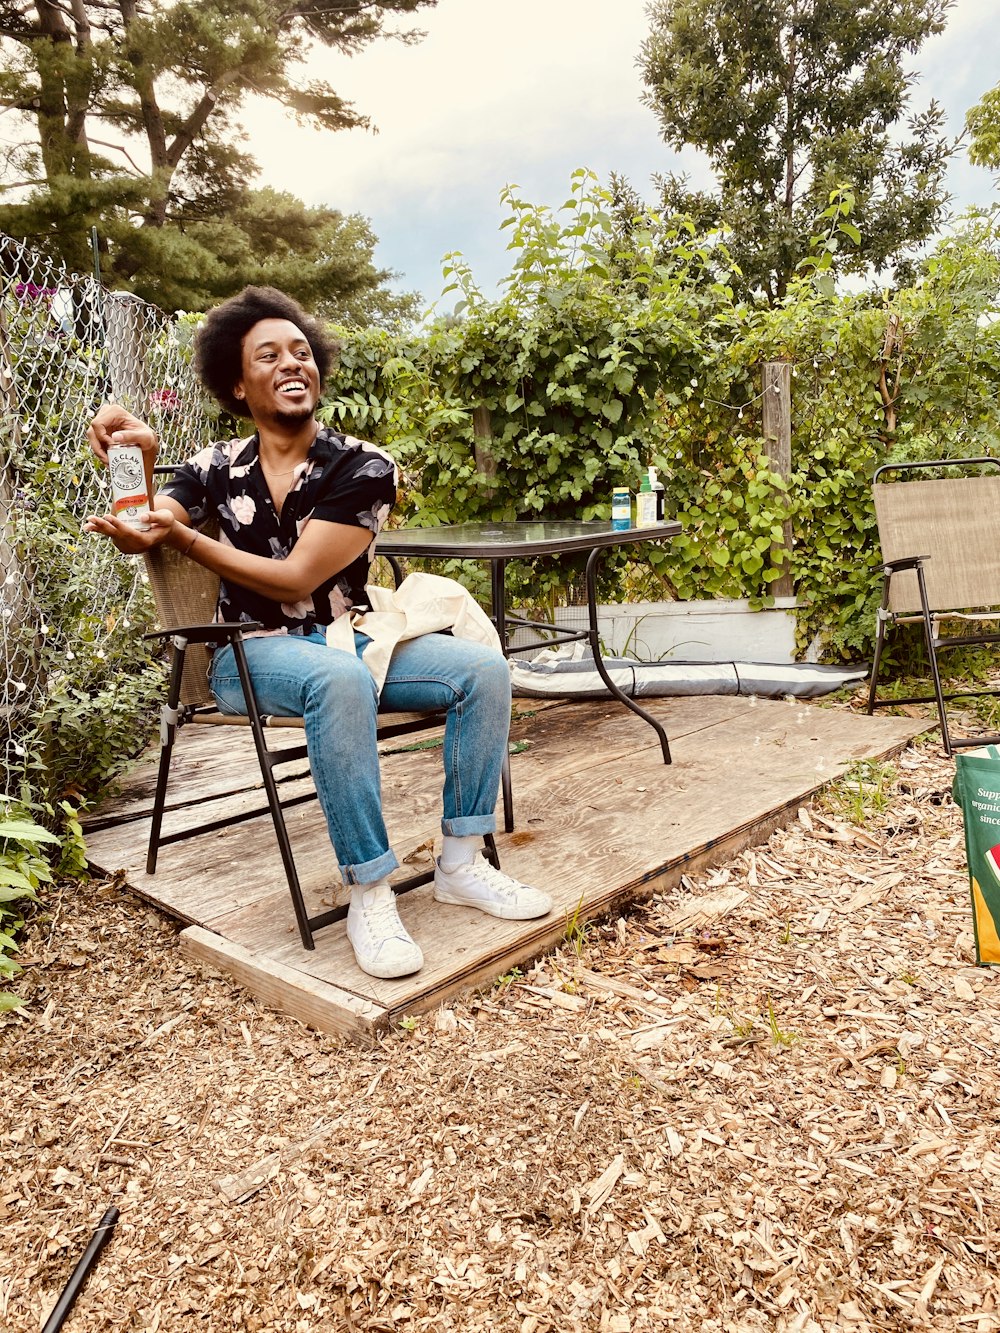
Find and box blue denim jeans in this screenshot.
[209,629,511,884]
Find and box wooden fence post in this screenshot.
[473,405,497,498]
[761,360,794,599]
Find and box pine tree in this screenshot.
[0,0,431,316]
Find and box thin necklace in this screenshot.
[260,462,301,476]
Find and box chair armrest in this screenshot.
[143,621,262,643]
[882,555,929,573]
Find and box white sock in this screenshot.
[439,834,480,872]
[349,880,393,909]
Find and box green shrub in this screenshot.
[0,813,59,1012]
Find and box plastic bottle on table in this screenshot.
[648,465,665,522]
[611,486,632,531]
[636,471,658,528]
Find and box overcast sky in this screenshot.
[242,0,998,310]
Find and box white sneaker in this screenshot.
[433,853,552,920]
[347,883,423,978]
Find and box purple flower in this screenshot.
[150,387,181,413]
[15,282,56,302]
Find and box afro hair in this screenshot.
[192,286,336,419]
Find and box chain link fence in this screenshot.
[0,233,214,804]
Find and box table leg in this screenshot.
[585,547,672,764]
[491,557,508,649]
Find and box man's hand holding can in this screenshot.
[86,403,158,466]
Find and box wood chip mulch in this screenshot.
[2,738,998,1332]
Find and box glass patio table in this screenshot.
[377,519,681,770]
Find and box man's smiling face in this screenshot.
[236,318,321,426]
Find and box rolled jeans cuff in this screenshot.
[341,847,400,887]
[441,814,497,838]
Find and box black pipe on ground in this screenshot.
[41,1204,119,1333]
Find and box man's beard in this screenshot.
[272,401,314,426]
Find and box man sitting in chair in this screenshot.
[85,285,551,979]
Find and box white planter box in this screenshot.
[509,598,800,665]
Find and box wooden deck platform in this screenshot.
[83,695,924,1041]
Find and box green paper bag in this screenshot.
[953,745,1000,966]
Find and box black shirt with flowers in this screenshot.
[160,426,397,638]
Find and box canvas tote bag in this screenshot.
[326,571,501,694]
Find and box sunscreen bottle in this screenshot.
[636,471,658,528]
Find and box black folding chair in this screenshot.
[142,520,504,950]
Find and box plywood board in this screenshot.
[204,697,919,1009]
[84,695,924,1036]
[179,927,389,1042]
[82,695,745,919]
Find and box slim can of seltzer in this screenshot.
[107,443,151,531]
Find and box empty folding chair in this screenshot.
[867,457,1000,754]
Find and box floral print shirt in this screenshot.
[160,426,396,638]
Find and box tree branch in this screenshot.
[65,0,93,147]
[87,136,144,175]
[165,76,240,171]
[37,0,78,25]
[119,0,167,172]
[0,177,48,192]
[783,17,797,214]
